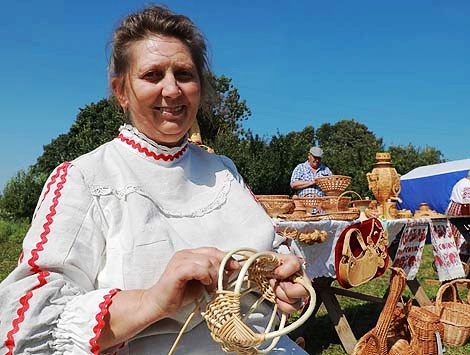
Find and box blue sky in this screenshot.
[1,1,469,190]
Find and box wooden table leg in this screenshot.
[313,278,357,354]
[406,279,432,306]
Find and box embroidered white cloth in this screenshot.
[392,219,429,280]
[0,125,306,355]
[429,219,466,281]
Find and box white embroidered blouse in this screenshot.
[0,125,305,354]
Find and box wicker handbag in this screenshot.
[353,267,407,355]
[335,217,389,288]
[202,248,317,354]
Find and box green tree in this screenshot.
[0,168,48,220]
[214,126,315,195]
[388,144,445,175]
[315,119,384,197]
[33,99,124,176]
[198,74,251,144]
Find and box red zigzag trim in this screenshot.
[117,133,188,161]
[89,288,121,355]
[4,162,70,354]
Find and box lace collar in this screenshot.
[116,124,189,162]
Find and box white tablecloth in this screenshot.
[275,217,466,282]
[275,219,355,279]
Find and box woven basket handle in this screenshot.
[435,278,470,308]
[217,249,317,341]
[342,228,368,258]
[338,190,363,201]
[436,278,470,309]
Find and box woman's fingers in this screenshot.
[272,253,302,279]
[268,253,310,313]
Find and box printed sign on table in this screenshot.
[392,219,428,279]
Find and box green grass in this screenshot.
[1,219,469,354]
[0,219,28,280]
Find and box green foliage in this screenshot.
[33,99,125,177]
[0,169,47,221]
[213,127,315,195]
[388,144,445,175]
[198,74,251,143]
[316,119,384,197]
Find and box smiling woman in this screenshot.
[0,5,309,355]
[111,35,201,147]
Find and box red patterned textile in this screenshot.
[392,219,428,279]
[429,219,466,281]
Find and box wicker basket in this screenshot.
[318,196,351,213]
[407,306,444,354]
[434,279,470,346]
[353,268,407,355]
[315,175,352,196]
[388,339,415,355]
[255,195,294,217]
[293,193,323,214]
[202,249,317,354]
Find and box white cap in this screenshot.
[309,146,323,158]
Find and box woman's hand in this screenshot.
[269,253,309,313]
[141,247,240,321]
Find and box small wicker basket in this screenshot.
[255,195,294,218]
[202,249,317,354]
[407,306,444,354]
[318,196,351,212]
[315,175,352,196]
[293,193,323,214]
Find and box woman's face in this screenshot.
[113,35,201,146]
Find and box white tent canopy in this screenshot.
[398,159,470,213]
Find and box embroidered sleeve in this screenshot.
[0,163,114,354]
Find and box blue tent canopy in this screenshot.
[397,159,470,214]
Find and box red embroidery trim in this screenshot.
[33,164,63,221]
[89,288,121,355]
[4,162,70,354]
[117,133,188,161]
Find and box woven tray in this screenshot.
[277,214,322,222]
[317,210,360,221]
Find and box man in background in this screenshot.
[290,146,332,197]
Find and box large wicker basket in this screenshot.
[315,175,352,196]
[255,195,294,218]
